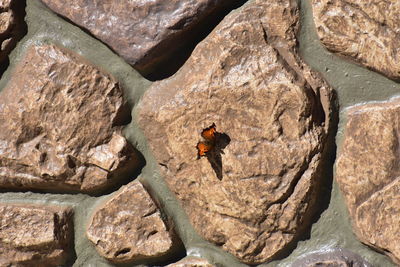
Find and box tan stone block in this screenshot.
[337,98,400,264]
[87,181,178,263]
[0,203,73,266]
[312,0,400,80]
[0,44,141,194]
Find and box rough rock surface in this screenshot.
[336,99,400,265]
[292,249,373,267]
[40,0,236,73]
[87,180,177,263]
[167,256,215,267]
[0,0,26,64]
[138,0,334,264]
[0,203,73,266]
[0,44,140,194]
[312,0,400,80]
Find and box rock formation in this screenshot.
[336,99,400,264]
[87,180,179,263]
[40,0,239,73]
[0,44,141,194]
[312,0,400,80]
[138,0,334,263]
[0,203,73,266]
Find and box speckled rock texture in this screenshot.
[138,0,334,264]
[292,249,373,267]
[0,203,73,266]
[336,99,400,265]
[0,44,141,194]
[40,0,236,73]
[0,0,26,64]
[312,0,400,81]
[167,256,215,267]
[87,180,177,263]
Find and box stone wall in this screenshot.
[0,0,398,266]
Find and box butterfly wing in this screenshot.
[196,141,213,159]
[201,123,216,141]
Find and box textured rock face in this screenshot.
[292,249,373,267]
[40,0,234,73]
[138,0,334,264]
[0,0,26,64]
[0,203,73,266]
[0,44,140,194]
[336,99,400,265]
[167,256,215,267]
[87,181,177,263]
[312,0,400,80]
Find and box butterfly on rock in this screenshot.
[196,123,216,159]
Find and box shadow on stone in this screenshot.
[93,145,146,197]
[206,132,231,180]
[265,90,339,264]
[0,0,27,79]
[64,211,77,267]
[144,0,249,81]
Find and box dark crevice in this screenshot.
[0,0,27,79]
[41,1,249,82]
[268,89,338,263]
[260,21,326,129]
[112,101,132,127]
[0,57,9,79]
[143,0,249,81]
[143,208,158,218]
[114,248,131,257]
[63,210,77,267]
[96,145,146,196]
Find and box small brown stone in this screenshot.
[87,180,177,263]
[312,0,400,80]
[292,249,373,267]
[138,0,334,264]
[0,44,141,194]
[0,203,73,266]
[336,99,400,265]
[0,0,26,64]
[166,256,215,267]
[40,0,236,73]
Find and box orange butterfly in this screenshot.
[196,142,213,158]
[201,123,216,141]
[196,123,217,159]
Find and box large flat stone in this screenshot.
[312,0,400,80]
[87,180,178,263]
[0,203,73,266]
[0,44,141,194]
[40,0,236,73]
[138,0,334,264]
[336,99,400,265]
